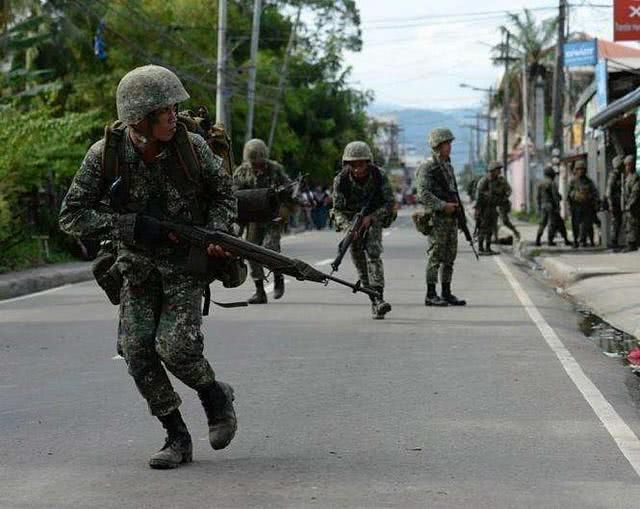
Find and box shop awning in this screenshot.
[589,87,640,129]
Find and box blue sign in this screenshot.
[595,59,608,112]
[564,40,598,67]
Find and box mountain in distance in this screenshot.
[368,102,481,170]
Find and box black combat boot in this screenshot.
[197,381,237,450]
[478,239,486,253]
[425,283,448,307]
[548,238,557,246]
[441,282,466,306]
[149,410,193,469]
[273,274,285,300]
[535,233,542,247]
[485,240,499,255]
[248,279,268,304]
[371,288,392,320]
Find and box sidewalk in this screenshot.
[508,220,640,339]
[0,261,92,300]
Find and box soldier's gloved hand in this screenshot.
[133,215,169,245]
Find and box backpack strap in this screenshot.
[102,121,127,187]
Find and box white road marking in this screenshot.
[112,355,124,360]
[0,283,75,304]
[495,256,640,479]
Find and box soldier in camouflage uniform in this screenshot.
[536,165,572,247]
[332,141,396,319]
[233,139,291,304]
[606,155,624,249]
[415,128,466,307]
[493,173,520,242]
[623,155,640,252]
[568,159,598,247]
[59,65,237,469]
[474,161,502,255]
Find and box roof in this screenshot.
[589,87,640,129]
[598,39,640,60]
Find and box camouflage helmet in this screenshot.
[428,128,455,149]
[116,65,190,125]
[544,164,557,178]
[243,138,269,164]
[612,155,624,169]
[342,141,373,162]
[487,161,503,173]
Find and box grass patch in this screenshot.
[0,238,75,274]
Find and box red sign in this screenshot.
[615,0,640,41]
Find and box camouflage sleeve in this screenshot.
[232,165,250,191]
[415,162,446,212]
[58,140,133,241]
[272,162,291,187]
[474,177,489,207]
[192,134,237,232]
[628,179,640,211]
[331,174,351,229]
[372,171,396,223]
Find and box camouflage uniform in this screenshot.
[233,159,290,281]
[624,169,640,249]
[568,162,598,247]
[59,65,238,469]
[474,164,501,254]
[415,127,465,306]
[536,166,570,246]
[332,168,395,290]
[493,175,520,240]
[606,156,624,247]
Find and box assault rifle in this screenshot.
[330,206,370,273]
[161,221,381,300]
[451,192,479,261]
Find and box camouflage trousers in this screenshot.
[350,224,385,290]
[426,214,458,285]
[246,221,282,281]
[476,206,498,246]
[625,210,640,245]
[118,269,215,417]
[495,206,519,239]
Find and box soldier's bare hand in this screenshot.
[207,243,233,258]
[443,202,458,215]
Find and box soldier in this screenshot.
[332,141,395,319]
[415,128,466,307]
[474,161,502,255]
[493,172,521,242]
[233,139,291,304]
[606,155,624,249]
[58,65,238,469]
[536,165,572,247]
[623,155,640,252]
[568,160,598,247]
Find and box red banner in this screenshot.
[615,0,640,41]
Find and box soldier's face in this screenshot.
[438,142,452,158]
[350,160,370,181]
[150,104,178,142]
[625,162,634,173]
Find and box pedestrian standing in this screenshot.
[622,155,640,252]
[474,161,502,255]
[568,159,598,247]
[415,128,467,307]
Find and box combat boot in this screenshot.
[248,280,268,304]
[197,381,237,450]
[425,283,448,307]
[535,235,542,247]
[442,283,466,306]
[149,410,193,469]
[371,289,392,320]
[485,241,499,256]
[548,239,557,247]
[273,274,285,300]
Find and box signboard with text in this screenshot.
[615,0,640,41]
[564,40,598,67]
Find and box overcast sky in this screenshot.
[344,0,617,110]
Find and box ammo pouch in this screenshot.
[92,252,123,305]
[411,209,433,236]
[235,188,279,223]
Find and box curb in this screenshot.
[0,262,93,301]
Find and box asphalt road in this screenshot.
[2,212,640,508]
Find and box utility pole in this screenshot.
[475,113,481,163]
[502,30,511,177]
[215,0,227,125]
[486,87,493,164]
[268,7,301,151]
[245,0,262,143]
[551,0,566,154]
[522,57,530,212]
